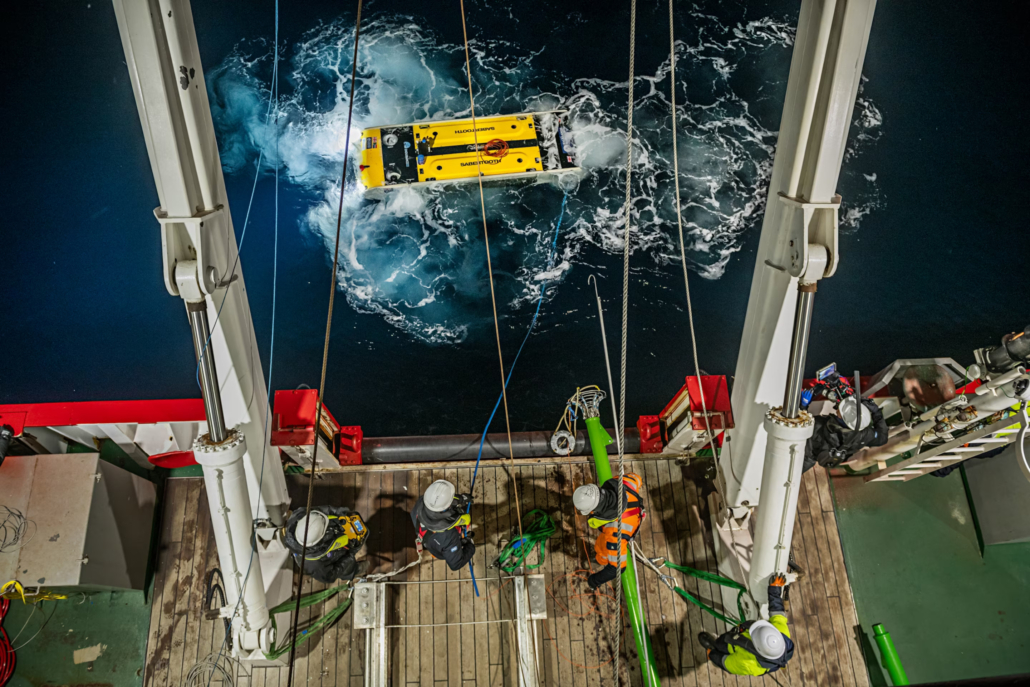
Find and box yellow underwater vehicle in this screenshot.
[357,110,579,194]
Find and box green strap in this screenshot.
[664,561,746,626]
[496,510,556,573]
[265,584,353,660]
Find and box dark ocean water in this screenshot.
[2,1,1027,437]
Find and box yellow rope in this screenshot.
[1,580,67,603]
[458,0,523,537]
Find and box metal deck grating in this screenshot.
[145,460,868,686]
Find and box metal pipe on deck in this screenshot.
[363,428,641,463]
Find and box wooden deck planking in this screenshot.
[145,477,189,687]
[166,479,203,687]
[148,460,866,687]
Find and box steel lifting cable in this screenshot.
[667,0,716,452]
[609,0,638,682]
[286,0,363,684]
[203,4,283,684]
[457,6,535,683]
[457,0,525,540]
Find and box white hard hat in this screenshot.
[424,480,456,512]
[749,620,786,660]
[573,484,601,515]
[296,511,328,547]
[838,397,872,431]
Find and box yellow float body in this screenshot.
[357,111,578,193]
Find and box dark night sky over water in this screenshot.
[1,1,1027,437]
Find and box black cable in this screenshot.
[0,507,34,555]
[0,426,14,470]
[285,2,364,685]
[205,569,231,651]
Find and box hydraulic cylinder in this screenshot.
[748,409,813,610]
[194,428,274,654]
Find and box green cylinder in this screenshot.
[584,416,661,687]
[585,415,615,482]
[873,623,909,686]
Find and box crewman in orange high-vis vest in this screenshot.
[573,472,646,589]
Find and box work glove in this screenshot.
[800,388,814,410]
[767,574,787,614]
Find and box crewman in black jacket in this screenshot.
[410,479,476,571]
[802,382,889,472]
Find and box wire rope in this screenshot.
[457,0,524,539]
[668,0,716,455]
[0,508,35,555]
[610,0,638,680]
[285,0,363,682]
[205,3,284,685]
[470,193,569,493]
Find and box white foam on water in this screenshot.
[209,11,883,344]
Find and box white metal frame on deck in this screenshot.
[354,574,547,687]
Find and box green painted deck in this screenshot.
[832,469,1030,684]
[4,591,151,687]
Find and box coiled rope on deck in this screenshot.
[493,510,556,573]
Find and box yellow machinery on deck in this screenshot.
[358,111,578,194]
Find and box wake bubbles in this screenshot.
[207,13,883,345]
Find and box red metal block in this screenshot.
[270,389,320,446]
[636,415,663,453]
[336,426,363,465]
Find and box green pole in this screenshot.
[872,623,909,686]
[584,415,661,687]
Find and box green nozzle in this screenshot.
[872,623,909,686]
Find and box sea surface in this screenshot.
[2,0,1027,438]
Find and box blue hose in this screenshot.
[465,191,570,596]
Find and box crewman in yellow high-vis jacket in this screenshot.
[698,574,795,676]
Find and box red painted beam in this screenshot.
[0,399,206,436]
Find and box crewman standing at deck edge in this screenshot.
[573,472,646,589]
[698,574,795,676]
[410,479,476,571]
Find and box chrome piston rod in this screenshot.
[783,284,817,419]
[187,301,228,443]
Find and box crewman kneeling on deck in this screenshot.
[698,574,795,676]
[410,479,476,571]
[282,506,369,584]
[573,472,646,590]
